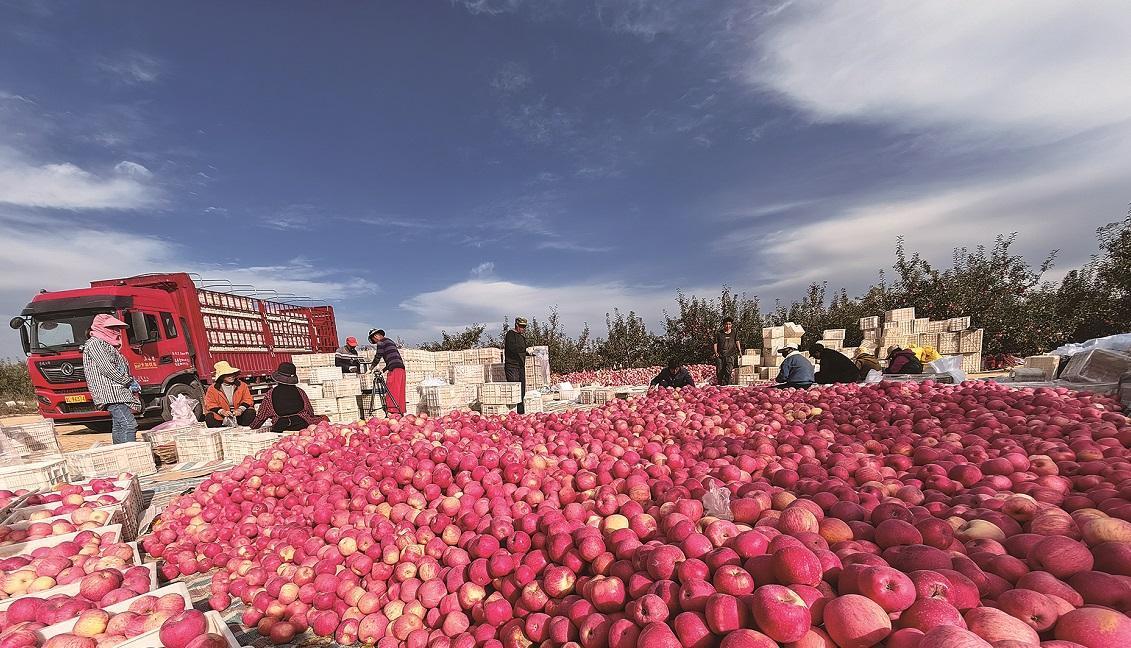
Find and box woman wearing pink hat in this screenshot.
[81,314,141,443]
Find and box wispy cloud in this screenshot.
[259,204,323,231]
[499,96,578,146]
[536,240,613,253]
[470,261,495,278]
[96,50,163,84]
[491,62,531,94]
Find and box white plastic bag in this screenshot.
[1050,332,1131,358]
[863,370,883,384]
[150,394,200,431]
[926,356,962,374]
[701,486,733,521]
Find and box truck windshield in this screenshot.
[29,311,111,352]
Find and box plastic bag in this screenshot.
[420,377,448,387]
[1050,332,1131,358]
[701,486,733,521]
[222,415,238,427]
[150,394,200,432]
[863,370,883,384]
[925,356,966,383]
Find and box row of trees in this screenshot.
[420,213,1131,374]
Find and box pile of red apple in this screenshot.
[552,365,717,387]
[143,381,1130,647]
[0,530,136,601]
[0,508,118,547]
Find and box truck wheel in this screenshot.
[162,382,204,421]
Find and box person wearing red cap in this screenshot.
[82,314,141,443]
[335,336,362,374]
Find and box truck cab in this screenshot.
[11,285,201,431]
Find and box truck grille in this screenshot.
[62,402,97,414]
[37,360,86,384]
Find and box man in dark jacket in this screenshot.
[650,359,694,389]
[885,347,924,375]
[335,336,362,373]
[811,343,859,384]
[712,317,742,386]
[368,329,406,415]
[504,317,530,414]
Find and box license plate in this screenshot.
[64,394,90,404]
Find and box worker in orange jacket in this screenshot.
[203,361,255,427]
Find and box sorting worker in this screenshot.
[504,317,532,414]
[335,336,363,373]
[885,346,924,374]
[250,362,327,432]
[854,348,883,379]
[649,359,694,389]
[810,343,859,384]
[368,329,406,416]
[774,346,815,389]
[203,361,255,427]
[712,317,742,386]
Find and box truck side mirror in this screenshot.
[8,317,22,330]
[126,311,158,345]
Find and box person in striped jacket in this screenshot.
[81,314,141,443]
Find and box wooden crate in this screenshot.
[0,458,68,492]
[859,316,881,330]
[885,307,916,322]
[292,353,335,368]
[220,432,279,459]
[937,332,959,354]
[450,364,486,384]
[323,376,362,398]
[175,431,223,462]
[961,353,983,373]
[1023,355,1061,380]
[298,383,324,399]
[948,316,972,331]
[959,329,983,353]
[0,419,61,461]
[65,442,155,480]
[479,382,522,405]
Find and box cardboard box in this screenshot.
[783,322,805,337]
[859,316,881,330]
[322,376,362,398]
[822,329,846,340]
[760,367,779,381]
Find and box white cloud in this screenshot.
[751,2,1131,140]
[399,276,702,343]
[96,51,163,84]
[734,1,1131,298]
[0,212,379,358]
[491,62,531,94]
[470,262,495,278]
[0,147,158,210]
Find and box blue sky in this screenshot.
[2,1,1130,358]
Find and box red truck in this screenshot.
[8,273,339,432]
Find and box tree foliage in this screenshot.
[420,211,1131,371]
[418,324,487,351]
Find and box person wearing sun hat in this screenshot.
[249,361,327,432]
[203,360,255,427]
[81,313,141,443]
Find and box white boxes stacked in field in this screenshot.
[860,307,983,370]
[479,382,523,405]
[761,322,803,368]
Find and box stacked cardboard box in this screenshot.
[450,364,486,384]
[762,322,803,361]
[479,382,523,405]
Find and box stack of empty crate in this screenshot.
[293,353,361,422]
[860,308,982,371]
[479,382,523,415]
[760,322,804,381]
[733,349,762,386]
